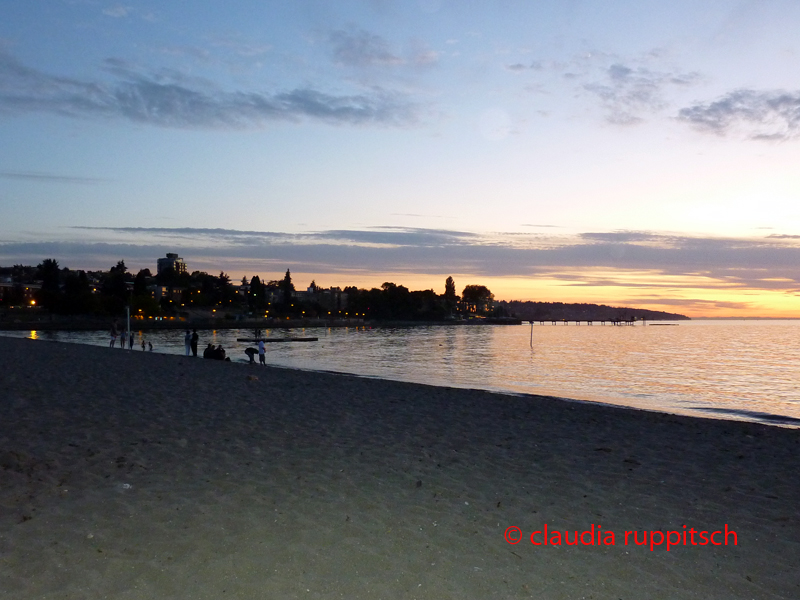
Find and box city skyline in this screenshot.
[2,2,800,317]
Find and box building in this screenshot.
[0,282,41,305]
[156,253,187,276]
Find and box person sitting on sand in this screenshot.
[203,343,214,359]
[213,345,226,360]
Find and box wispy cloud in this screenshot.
[677,89,800,140]
[0,50,422,128]
[102,4,131,18]
[328,27,438,69]
[4,227,800,296]
[0,171,106,184]
[509,51,701,125]
[329,28,405,67]
[584,63,701,125]
[505,61,544,72]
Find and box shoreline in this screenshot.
[3,329,799,431]
[1,335,799,598]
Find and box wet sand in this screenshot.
[0,336,798,599]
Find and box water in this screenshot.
[4,320,800,427]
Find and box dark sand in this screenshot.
[0,336,798,599]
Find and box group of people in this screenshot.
[109,324,267,363]
[203,343,229,361]
[184,329,199,357]
[109,320,151,351]
[244,340,267,365]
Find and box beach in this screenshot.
[0,336,798,599]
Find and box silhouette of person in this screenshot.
[244,347,257,363]
[190,329,199,357]
[258,339,266,365]
[184,330,191,356]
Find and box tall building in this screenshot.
[156,253,187,275]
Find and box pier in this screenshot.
[528,318,641,326]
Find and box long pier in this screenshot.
[527,319,641,326]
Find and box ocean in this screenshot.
[4,319,800,427]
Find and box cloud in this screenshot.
[618,298,751,310]
[677,89,800,140]
[102,5,131,18]
[0,171,106,184]
[506,61,543,72]
[329,28,404,67]
[579,231,665,243]
[512,52,701,125]
[0,50,421,128]
[4,227,800,297]
[328,27,438,70]
[584,63,701,125]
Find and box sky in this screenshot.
[2,1,800,317]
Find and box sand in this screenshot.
[0,336,798,599]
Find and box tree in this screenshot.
[461,284,494,315]
[281,269,294,305]
[249,275,265,309]
[444,276,457,313]
[62,270,98,314]
[216,272,235,304]
[133,269,151,297]
[100,261,130,314]
[36,259,62,310]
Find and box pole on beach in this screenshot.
[126,305,130,345]
[530,320,533,349]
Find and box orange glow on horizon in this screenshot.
[213,267,800,319]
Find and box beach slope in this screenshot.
[0,336,798,599]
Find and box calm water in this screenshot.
[4,320,800,427]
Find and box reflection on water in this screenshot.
[3,320,800,427]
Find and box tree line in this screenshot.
[0,260,500,321]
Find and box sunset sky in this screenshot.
[2,1,800,317]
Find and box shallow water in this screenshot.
[4,319,800,427]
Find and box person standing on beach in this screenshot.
[129,332,135,350]
[110,321,118,348]
[120,330,127,349]
[258,339,266,365]
[190,329,199,357]
[141,337,146,351]
[184,329,191,356]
